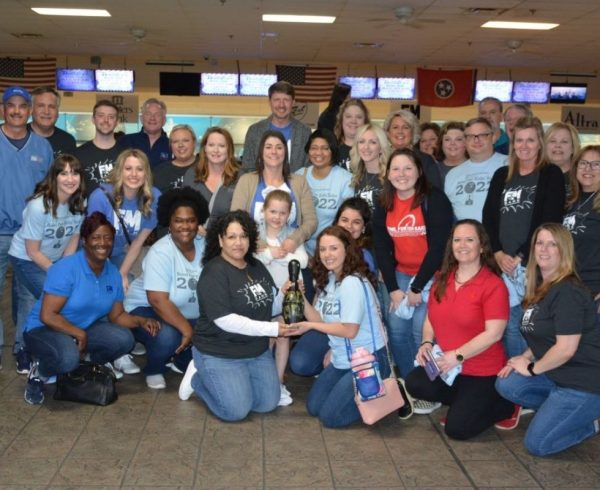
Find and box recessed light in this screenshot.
[481,21,558,30]
[262,14,335,24]
[31,8,111,17]
[353,42,383,49]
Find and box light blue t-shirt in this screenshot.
[8,196,84,262]
[295,165,353,256]
[87,183,160,257]
[315,274,385,370]
[24,250,124,332]
[124,234,205,319]
[444,153,507,221]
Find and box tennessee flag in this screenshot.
[417,68,475,107]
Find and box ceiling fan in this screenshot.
[368,5,445,30]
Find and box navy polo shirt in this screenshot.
[24,250,125,332]
[118,129,171,168]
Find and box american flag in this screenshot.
[276,65,337,102]
[0,58,56,91]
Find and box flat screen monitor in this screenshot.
[239,74,277,96]
[56,68,96,92]
[159,72,201,96]
[95,69,135,92]
[474,80,513,102]
[377,77,415,100]
[511,81,550,104]
[201,72,238,95]
[549,83,587,104]
[339,76,376,99]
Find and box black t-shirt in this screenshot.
[152,160,195,193]
[74,140,120,195]
[521,280,600,394]
[563,192,600,295]
[499,171,539,256]
[28,124,76,159]
[194,256,276,359]
[336,143,351,171]
[354,172,383,211]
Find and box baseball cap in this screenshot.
[2,86,32,104]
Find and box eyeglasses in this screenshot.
[577,160,600,170]
[464,132,491,141]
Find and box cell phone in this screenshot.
[424,349,441,381]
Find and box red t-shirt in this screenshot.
[386,194,428,275]
[428,267,509,376]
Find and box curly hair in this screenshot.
[29,154,86,217]
[433,219,500,302]
[202,210,259,266]
[156,186,209,228]
[108,148,155,216]
[312,225,376,291]
[80,211,115,240]
[194,126,239,187]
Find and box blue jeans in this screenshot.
[496,372,600,456]
[306,347,391,428]
[289,330,330,377]
[503,305,528,358]
[387,271,428,378]
[9,255,47,353]
[130,306,191,375]
[24,321,135,378]
[190,346,279,422]
[0,235,12,349]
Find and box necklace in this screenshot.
[576,191,598,212]
[455,265,482,285]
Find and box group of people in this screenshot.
[1,80,599,458]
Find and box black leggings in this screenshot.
[406,366,514,440]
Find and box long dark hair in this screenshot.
[334,197,372,249]
[29,154,86,217]
[379,148,431,211]
[433,219,500,302]
[312,225,375,291]
[203,210,259,266]
[255,130,290,181]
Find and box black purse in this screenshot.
[54,362,118,406]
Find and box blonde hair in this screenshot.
[506,116,548,182]
[383,109,420,147]
[544,122,580,168]
[567,145,600,212]
[108,149,154,216]
[350,123,390,189]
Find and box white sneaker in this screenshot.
[104,362,123,380]
[178,361,197,401]
[166,362,183,374]
[146,374,166,389]
[113,354,141,374]
[413,399,442,415]
[131,342,146,356]
[280,383,291,396]
[278,385,293,406]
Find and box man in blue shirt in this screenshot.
[118,98,171,168]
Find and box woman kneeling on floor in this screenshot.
[496,223,600,456]
[405,219,515,439]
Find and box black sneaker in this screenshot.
[24,362,44,405]
[397,377,414,420]
[16,348,32,375]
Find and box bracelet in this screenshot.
[527,362,538,376]
[420,340,434,347]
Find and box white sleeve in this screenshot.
[285,243,309,269]
[214,314,279,337]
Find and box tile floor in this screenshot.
[2,271,600,489]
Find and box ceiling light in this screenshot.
[481,21,558,30]
[262,14,335,24]
[31,8,111,17]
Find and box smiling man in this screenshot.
[29,86,76,158]
[0,86,53,369]
[241,81,311,173]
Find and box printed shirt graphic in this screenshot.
[354,172,383,211]
[74,141,121,194]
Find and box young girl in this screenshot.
[255,190,308,406]
[9,154,86,373]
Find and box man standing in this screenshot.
[445,117,506,221]
[242,81,311,173]
[29,86,76,158]
[74,100,121,193]
[118,98,170,168]
[0,86,53,369]
[503,103,533,143]
[478,97,509,155]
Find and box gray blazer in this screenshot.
[241,116,312,174]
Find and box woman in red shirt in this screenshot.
[405,219,515,439]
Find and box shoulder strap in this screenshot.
[102,187,132,245]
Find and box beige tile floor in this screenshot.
[2,270,600,489]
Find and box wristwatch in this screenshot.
[410,285,422,294]
[455,350,464,363]
[527,362,537,376]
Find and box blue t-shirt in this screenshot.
[295,165,354,256]
[24,250,125,332]
[87,183,160,257]
[125,234,205,319]
[315,274,385,370]
[8,196,84,262]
